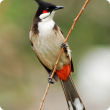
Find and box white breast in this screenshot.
[31,20,70,70]
[38,19,55,36]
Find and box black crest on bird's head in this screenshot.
[35,0,41,4]
[34,0,64,19]
[35,0,56,16]
[35,0,56,9]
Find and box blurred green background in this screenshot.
[0,0,110,110]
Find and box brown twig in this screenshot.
[39,0,90,110]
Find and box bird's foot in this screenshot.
[48,77,54,84]
[48,70,54,84]
[61,43,68,52]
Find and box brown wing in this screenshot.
[59,28,74,73]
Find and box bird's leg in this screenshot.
[48,70,54,84]
[61,43,69,57]
[61,43,68,52]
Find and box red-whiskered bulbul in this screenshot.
[29,0,86,110]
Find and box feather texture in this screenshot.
[60,75,86,110]
[30,17,71,70]
[56,64,71,81]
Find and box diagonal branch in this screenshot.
[39,0,90,110]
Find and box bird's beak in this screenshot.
[54,6,64,11]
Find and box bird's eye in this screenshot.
[42,10,48,13]
[46,8,49,11]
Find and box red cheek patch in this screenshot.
[42,10,48,13]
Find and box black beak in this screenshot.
[54,6,64,11]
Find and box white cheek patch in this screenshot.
[39,12,50,19]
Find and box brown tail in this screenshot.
[60,75,86,110]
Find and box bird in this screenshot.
[29,0,86,110]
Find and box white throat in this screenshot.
[38,11,56,36]
[38,19,55,36]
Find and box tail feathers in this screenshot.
[60,75,86,110]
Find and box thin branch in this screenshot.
[39,0,90,110]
